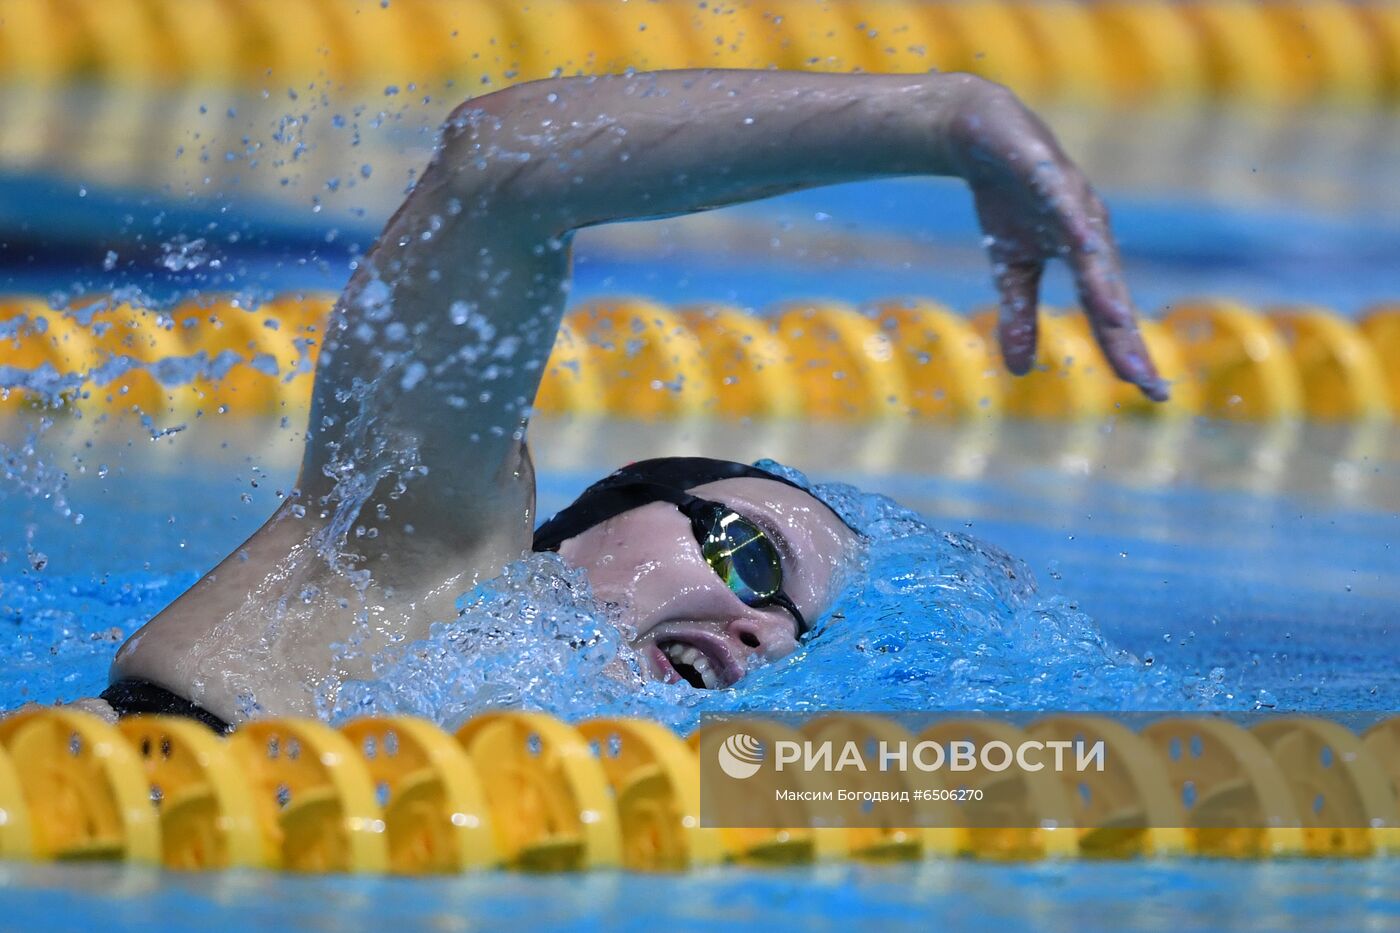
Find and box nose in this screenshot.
[726,612,798,659]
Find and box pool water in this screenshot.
[5,417,1398,712]
[4,419,1398,717]
[1,417,1398,930]
[1,92,1399,930]
[0,859,1397,932]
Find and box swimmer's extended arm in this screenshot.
[311,70,1163,571]
[110,70,1163,721]
[442,70,1167,399]
[276,69,1170,637]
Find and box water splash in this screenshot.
[330,463,1218,733]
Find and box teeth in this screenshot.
[663,642,722,689]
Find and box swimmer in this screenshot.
[74,70,1166,729]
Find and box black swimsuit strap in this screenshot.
[100,679,232,734]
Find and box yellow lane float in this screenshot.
[227,717,388,873]
[2,292,1397,423]
[455,711,621,870]
[0,708,160,864]
[1163,298,1304,420]
[0,0,1396,105]
[342,715,497,874]
[1139,717,1306,858]
[0,710,1393,871]
[117,714,270,870]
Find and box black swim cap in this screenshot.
[532,456,844,552]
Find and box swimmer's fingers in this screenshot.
[993,259,1043,376]
[969,173,1049,376]
[951,79,1162,395]
[1060,200,1170,402]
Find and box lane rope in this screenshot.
[0,1,1395,106]
[2,708,1397,871]
[3,294,1396,422]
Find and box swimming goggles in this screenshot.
[533,457,854,637]
[610,481,809,637]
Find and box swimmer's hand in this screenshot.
[447,71,1166,401]
[946,82,1169,402]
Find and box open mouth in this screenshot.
[649,633,743,690]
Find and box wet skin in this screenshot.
[85,69,1168,724]
[558,477,858,689]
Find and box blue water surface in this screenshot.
[1,859,1397,933]
[4,423,1397,719]
[2,134,1399,928]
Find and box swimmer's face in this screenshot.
[557,477,857,689]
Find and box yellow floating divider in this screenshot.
[1008,0,1114,105]
[1017,310,1202,418]
[1088,0,1211,104]
[754,0,885,73]
[0,0,83,84]
[917,718,1078,860]
[235,0,339,88]
[76,0,184,88]
[83,299,194,418]
[341,715,497,874]
[227,717,388,873]
[1360,304,1400,415]
[676,0,788,71]
[1125,319,1202,416]
[419,0,517,89]
[690,717,849,864]
[1039,313,1200,417]
[3,292,1400,423]
[0,292,333,419]
[169,297,306,418]
[455,711,621,870]
[872,299,1002,419]
[680,305,802,420]
[312,0,458,91]
[578,717,722,871]
[1163,299,1304,421]
[117,715,270,870]
[971,308,1119,419]
[1268,306,1392,422]
[0,708,160,864]
[1140,717,1306,858]
[0,744,31,861]
[1360,0,1400,98]
[1027,715,1188,858]
[801,714,962,860]
[772,300,908,420]
[829,0,963,76]
[1180,0,1309,106]
[0,710,1395,871]
[569,298,715,421]
[497,0,613,82]
[1251,717,1400,858]
[533,319,606,418]
[0,297,98,414]
[925,0,1049,101]
[1361,717,1400,854]
[0,0,1397,105]
[150,0,243,86]
[260,291,332,415]
[1363,717,1400,791]
[1260,0,1386,104]
[576,0,705,76]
